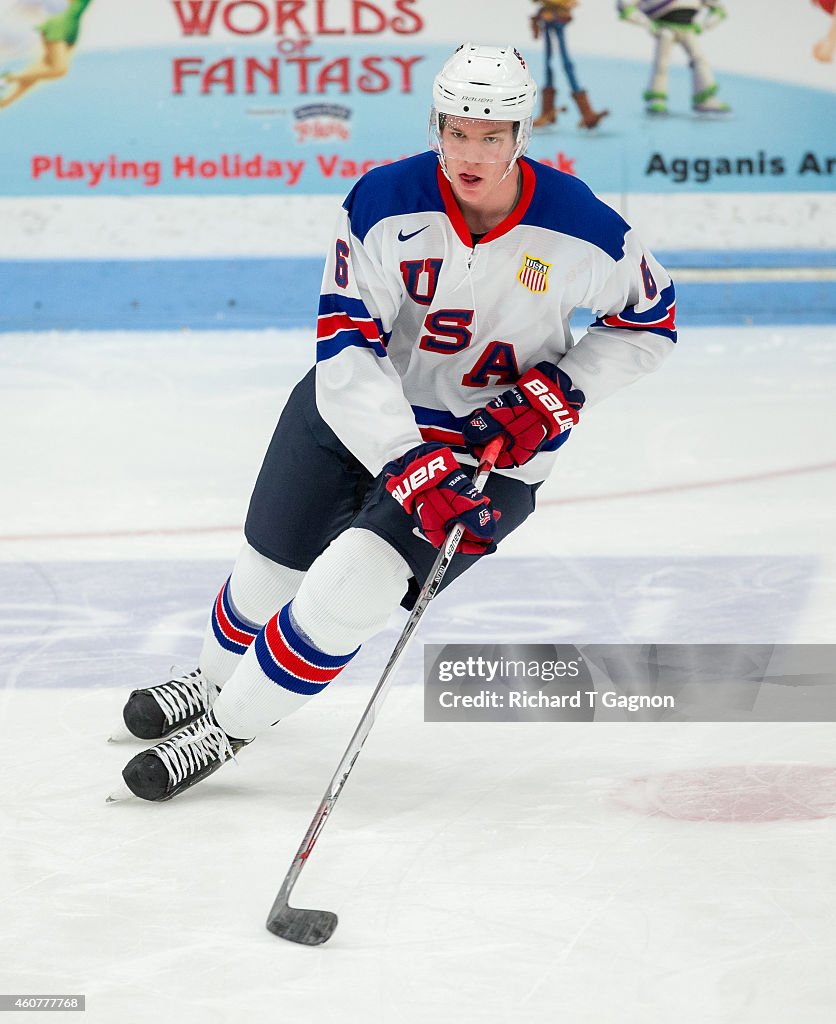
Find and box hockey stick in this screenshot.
[266,435,504,945]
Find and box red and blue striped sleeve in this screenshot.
[593,279,677,344]
[316,293,391,361]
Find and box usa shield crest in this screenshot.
[518,254,551,294]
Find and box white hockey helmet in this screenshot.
[429,43,537,179]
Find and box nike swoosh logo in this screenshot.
[398,225,430,242]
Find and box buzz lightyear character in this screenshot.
[618,0,731,114]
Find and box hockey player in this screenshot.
[617,0,731,114]
[116,43,677,802]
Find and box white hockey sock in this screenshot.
[212,529,411,738]
[198,543,306,688]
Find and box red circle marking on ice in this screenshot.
[614,764,836,823]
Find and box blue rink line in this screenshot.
[0,254,833,332]
[660,250,836,269]
[0,556,816,690]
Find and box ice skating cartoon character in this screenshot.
[617,0,731,114]
[1,0,94,110]
[529,0,609,128]
[812,0,836,62]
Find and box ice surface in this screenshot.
[1,326,835,1023]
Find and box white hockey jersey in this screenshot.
[315,151,676,485]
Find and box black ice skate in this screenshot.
[119,710,250,801]
[122,669,219,740]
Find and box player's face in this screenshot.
[440,118,517,206]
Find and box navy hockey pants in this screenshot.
[244,368,540,608]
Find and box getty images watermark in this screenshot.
[423,644,836,722]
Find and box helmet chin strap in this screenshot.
[499,156,519,183]
[437,147,452,183]
[502,128,530,180]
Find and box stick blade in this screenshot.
[266,904,338,946]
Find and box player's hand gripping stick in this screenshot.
[265,436,504,946]
[384,442,501,553]
[462,363,583,469]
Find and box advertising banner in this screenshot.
[0,0,833,199]
[1,1,833,328]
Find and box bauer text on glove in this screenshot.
[383,443,500,554]
[462,363,584,469]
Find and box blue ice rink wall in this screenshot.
[2,250,835,332]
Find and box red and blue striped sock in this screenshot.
[210,576,260,655]
[212,600,359,738]
[254,602,358,696]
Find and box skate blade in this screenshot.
[106,781,135,803]
[107,723,144,744]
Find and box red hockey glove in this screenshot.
[462,363,584,469]
[384,443,500,554]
